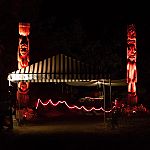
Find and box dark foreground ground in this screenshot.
[1,112,150,150]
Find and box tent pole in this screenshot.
[109,77,112,109]
[103,79,106,125]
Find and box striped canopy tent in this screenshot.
[8,53,103,84]
[7,53,127,86]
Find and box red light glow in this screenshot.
[19,23,30,36]
[35,98,114,113]
[127,24,137,95]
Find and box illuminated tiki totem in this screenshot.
[16,22,30,123]
[127,24,137,104]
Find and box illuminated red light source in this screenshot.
[127,24,137,95]
[35,98,113,113]
[19,22,30,36]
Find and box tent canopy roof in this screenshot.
[7,53,127,87]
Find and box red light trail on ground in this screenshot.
[35,99,114,113]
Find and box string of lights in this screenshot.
[35,99,115,113]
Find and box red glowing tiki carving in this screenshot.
[127,24,137,95]
[18,23,30,69]
[16,23,30,122]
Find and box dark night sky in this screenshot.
[0,1,150,104]
[0,1,150,88]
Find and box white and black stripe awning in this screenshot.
[8,53,105,83]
